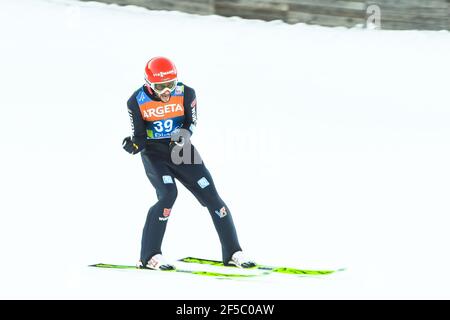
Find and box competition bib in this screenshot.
[136,85,185,139]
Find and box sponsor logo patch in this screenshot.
[138,91,147,102]
[197,177,210,189]
[139,95,185,121]
[175,85,184,95]
[148,257,159,268]
[141,103,184,120]
[159,208,171,221]
[151,69,175,78]
[128,109,135,135]
[191,99,197,124]
[215,206,228,218]
[162,175,174,184]
[163,208,171,217]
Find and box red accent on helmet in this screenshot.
[145,57,177,84]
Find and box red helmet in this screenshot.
[144,57,178,94]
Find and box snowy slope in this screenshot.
[1,0,450,299]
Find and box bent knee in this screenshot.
[199,193,224,209]
[158,187,178,204]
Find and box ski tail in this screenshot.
[90,263,137,269]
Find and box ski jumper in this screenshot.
[126,83,242,264]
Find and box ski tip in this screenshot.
[89,263,102,267]
[178,256,207,262]
[177,257,192,261]
[178,256,223,265]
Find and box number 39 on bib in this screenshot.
[147,119,183,139]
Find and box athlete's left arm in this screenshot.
[182,86,197,136]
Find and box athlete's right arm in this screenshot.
[124,94,147,153]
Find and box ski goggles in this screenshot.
[146,79,178,94]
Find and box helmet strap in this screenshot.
[145,83,154,94]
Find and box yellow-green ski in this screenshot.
[89,263,263,278]
[178,257,344,276]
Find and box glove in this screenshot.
[170,135,185,147]
[169,137,183,157]
[169,129,190,155]
[122,136,143,155]
[170,128,191,147]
